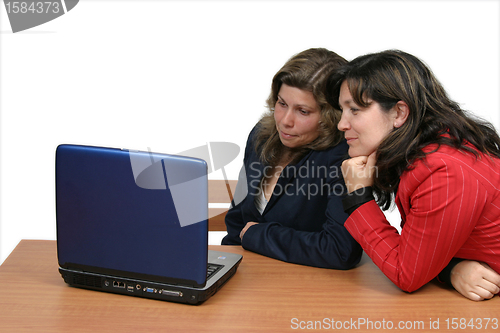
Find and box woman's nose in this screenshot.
[281,109,294,127]
[337,113,350,131]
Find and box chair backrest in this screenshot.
[208,180,237,231]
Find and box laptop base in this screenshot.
[60,251,242,305]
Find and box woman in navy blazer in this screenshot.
[221,48,362,269]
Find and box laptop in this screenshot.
[56,144,242,304]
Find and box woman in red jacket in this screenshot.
[326,50,500,300]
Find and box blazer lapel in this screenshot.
[263,150,313,214]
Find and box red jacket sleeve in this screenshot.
[345,154,489,292]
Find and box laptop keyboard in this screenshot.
[207,263,223,280]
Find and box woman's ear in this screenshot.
[393,101,409,128]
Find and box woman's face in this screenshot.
[337,80,397,157]
[274,84,321,149]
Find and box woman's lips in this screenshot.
[280,131,296,139]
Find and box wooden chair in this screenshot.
[208,179,237,231]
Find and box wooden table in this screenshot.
[1,240,499,332]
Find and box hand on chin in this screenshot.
[341,152,377,193]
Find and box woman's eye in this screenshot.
[299,109,310,115]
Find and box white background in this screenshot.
[1,0,499,264]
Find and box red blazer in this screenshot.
[345,144,500,292]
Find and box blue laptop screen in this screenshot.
[56,145,209,287]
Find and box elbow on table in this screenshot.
[332,245,363,270]
[395,280,425,294]
[381,264,429,293]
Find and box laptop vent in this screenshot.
[72,273,103,288]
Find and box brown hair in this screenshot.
[254,48,347,166]
[326,50,500,209]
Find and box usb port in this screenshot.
[127,285,134,292]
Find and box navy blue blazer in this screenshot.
[222,127,362,269]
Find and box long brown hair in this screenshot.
[254,48,347,166]
[326,50,500,209]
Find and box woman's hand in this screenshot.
[451,260,500,301]
[341,152,377,193]
[240,222,259,240]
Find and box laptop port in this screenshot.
[161,290,183,297]
[127,285,134,292]
[144,287,156,293]
[113,281,126,289]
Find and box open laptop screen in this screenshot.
[56,145,209,287]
